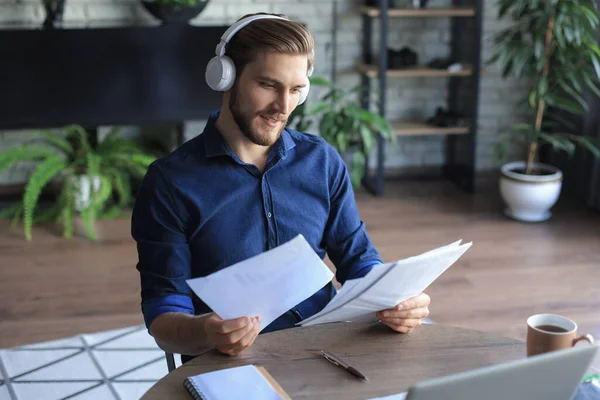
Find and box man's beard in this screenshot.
[229,86,287,147]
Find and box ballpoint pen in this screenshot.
[320,350,369,381]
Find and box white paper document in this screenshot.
[186,234,334,331]
[299,240,472,327]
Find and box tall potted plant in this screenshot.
[289,76,395,189]
[490,0,600,222]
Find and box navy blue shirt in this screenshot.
[131,110,382,339]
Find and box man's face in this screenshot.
[228,51,309,147]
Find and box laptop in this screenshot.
[373,344,599,400]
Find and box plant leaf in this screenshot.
[546,95,586,114]
[98,136,146,156]
[319,111,337,139]
[29,130,74,155]
[350,151,365,189]
[359,123,374,154]
[308,76,332,87]
[539,132,576,157]
[106,168,132,207]
[100,126,122,146]
[512,123,533,132]
[306,101,331,115]
[580,4,600,28]
[556,78,588,111]
[572,135,600,158]
[0,202,22,220]
[564,69,583,93]
[79,208,97,241]
[357,109,394,140]
[22,156,68,240]
[581,71,600,97]
[59,177,75,239]
[529,89,538,109]
[590,50,600,81]
[33,203,61,225]
[543,113,577,131]
[64,124,92,154]
[107,154,154,177]
[92,175,113,211]
[0,145,57,175]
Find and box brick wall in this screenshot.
[0,0,529,185]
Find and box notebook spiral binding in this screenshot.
[183,377,207,400]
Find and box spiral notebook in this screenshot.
[183,364,291,400]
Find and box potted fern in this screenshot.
[490,0,600,222]
[289,76,395,188]
[0,125,156,240]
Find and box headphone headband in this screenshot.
[205,13,314,103]
[215,15,289,57]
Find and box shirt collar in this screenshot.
[203,110,230,158]
[278,127,296,160]
[203,110,296,160]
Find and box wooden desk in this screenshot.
[141,322,525,399]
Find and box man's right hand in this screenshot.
[203,313,262,356]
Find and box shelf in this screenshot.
[360,6,476,18]
[357,63,473,78]
[358,1,482,196]
[392,120,470,136]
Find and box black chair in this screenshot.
[165,352,177,373]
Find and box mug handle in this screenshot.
[572,334,595,346]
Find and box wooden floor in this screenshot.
[1,177,599,349]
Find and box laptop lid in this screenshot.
[405,344,599,400]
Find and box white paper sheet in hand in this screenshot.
[186,234,334,331]
[299,240,471,326]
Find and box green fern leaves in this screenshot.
[0,145,58,174]
[22,156,68,240]
[29,130,74,154]
[0,124,157,241]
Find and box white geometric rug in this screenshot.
[0,325,173,400]
[0,318,431,400]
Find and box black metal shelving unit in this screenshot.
[359,0,483,196]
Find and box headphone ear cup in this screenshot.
[205,56,236,91]
[298,78,310,105]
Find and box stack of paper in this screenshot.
[299,240,472,327]
[186,234,334,331]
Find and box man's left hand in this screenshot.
[376,292,431,333]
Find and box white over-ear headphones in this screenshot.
[205,14,314,105]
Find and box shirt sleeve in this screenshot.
[322,149,383,285]
[131,162,194,330]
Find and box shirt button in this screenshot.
[267,212,272,218]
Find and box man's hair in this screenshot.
[225,12,315,77]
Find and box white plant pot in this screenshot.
[499,161,563,222]
[69,174,101,212]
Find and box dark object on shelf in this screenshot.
[388,47,418,69]
[428,58,453,69]
[426,107,465,127]
[141,0,210,24]
[366,0,397,7]
[42,0,66,29]
[0,25,227,130]
[411,0,429,8]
